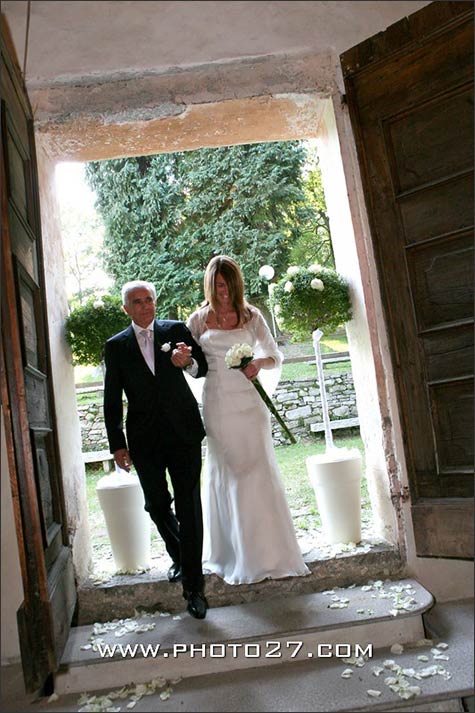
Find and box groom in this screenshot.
[103,280,208,619]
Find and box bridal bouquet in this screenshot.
[225,343,296,444]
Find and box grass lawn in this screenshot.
[280,332,350,381]
[281,360,352,380]
[86,433,371,571]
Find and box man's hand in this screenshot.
[171,342,193,369]
[114,448,132,472]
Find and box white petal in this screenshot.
[416,638,433,647]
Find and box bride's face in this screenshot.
[215,273,230,308]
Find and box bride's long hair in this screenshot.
[203,255,252,326]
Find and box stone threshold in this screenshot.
[77,542,404,625]
[57,578,430,696]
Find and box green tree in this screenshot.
[85,142,315,317]
[57,167,113,308]
[289,145,334,269]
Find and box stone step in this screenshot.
[30,599,473,713]
[55,578,432,696]
[77,544,404,624]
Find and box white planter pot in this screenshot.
[96,470,151,571]
[306,449,362,545]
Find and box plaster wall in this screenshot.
[1,412,24,664]
[2,1,431,85]
[35,138,92,583]
[33,59,329,161]
[316,97,399,547]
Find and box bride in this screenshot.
[187,255,309,585]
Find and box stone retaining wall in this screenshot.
[271,372,357,445]
[78,371,358,452]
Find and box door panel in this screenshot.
[398,172,473,242]
[341,1,474,558]
[1,21,76,690]
[406,232,472,329]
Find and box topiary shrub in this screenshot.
[65,294,130,366]
[272,264,352,340]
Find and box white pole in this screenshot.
[268,285,278,338]
[312,329,334,451]
[258,265,277,338]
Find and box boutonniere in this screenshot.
[161,342,172,352]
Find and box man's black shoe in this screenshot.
[167,563,182,583]
[183,590,208,619]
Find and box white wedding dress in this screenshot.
[188,307,310,585]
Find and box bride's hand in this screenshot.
[172,342,192,368]
[242,359,262,381]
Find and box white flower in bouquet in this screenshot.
[286,265,300,276]
[284,281,294,293]
[224,342,253,368]
[311,278,324,291]
[268,283,277,295]
[237,343,253,360]
[308,263,323,274]
[274,304,281,315]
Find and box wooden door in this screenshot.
[1,20,76,690]
[341,1,473,558]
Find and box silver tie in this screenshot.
[140,329,155,374]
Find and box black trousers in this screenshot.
[130,430,204,593]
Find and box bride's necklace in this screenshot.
[216,309,236,328]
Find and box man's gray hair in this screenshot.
[122,280,157,306]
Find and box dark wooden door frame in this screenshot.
[1,161,56,690]
[1,16,76,691]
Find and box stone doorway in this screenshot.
[43,90,403,599]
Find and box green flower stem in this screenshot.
[252,378,297,445]
[229,355,296,444]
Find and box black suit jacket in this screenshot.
[104,320,207,454]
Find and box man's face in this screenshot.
[123,287,156,328]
